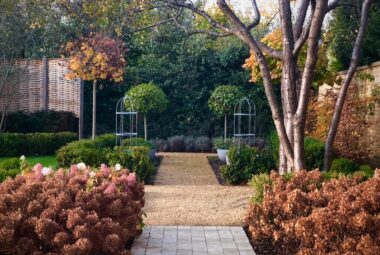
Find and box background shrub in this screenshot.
[93,133,116,148]
[221,145,274,184]
[330,157,359,174]
[267,132,325,170]
[0,169,21,182]
[245,170,380,254]
[0,157,22,182]
[0,132,77,157]
[123,137,154,149]
[106,146,154,183]
[56,140,105,167]
[3,110,78,133]
[213,137,233,150]
[194,136,212,152]
[56,134,116,168]
[150,138,168,152]
[304,137,324,169]
[184,137,196,152]
[167,135,186,152]
[57,135,155,183]
[359,164,374,178]
[249,173,272,204]
[0,165,144,255]
[0,158,20,170]
[267,131,280,169]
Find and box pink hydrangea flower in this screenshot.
[104,183,117,194]
[126,173,137,187]
[70,165,79,174]
[101,164,110,177]
[33,163,43,179]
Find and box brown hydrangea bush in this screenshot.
[0,163,144,255]
[245,169,380,255]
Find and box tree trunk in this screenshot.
[293,0,328,171]
[323,0,373,170]
[144,114,148,140]
[92,80,97,140]
[279,144,287,175]
[224,113,227,141]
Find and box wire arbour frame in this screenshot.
[115,96,138,146]
[233,97,256,148]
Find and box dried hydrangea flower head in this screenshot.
[0,163,144,255]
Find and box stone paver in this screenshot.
[132,153,256,254]
[132,226,256,255]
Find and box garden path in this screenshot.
[131,153,255,255]
[144,153,252,226]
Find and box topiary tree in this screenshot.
[126,82,168,140]
[65,33,126,140]
[208,85,242,140]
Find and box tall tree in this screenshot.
[65,33,126,140]
[158,0,373,173]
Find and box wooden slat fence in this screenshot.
[0,57,83,137]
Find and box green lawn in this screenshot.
[0,155,58,169]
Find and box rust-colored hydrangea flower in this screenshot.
[0,164,144,255]
[245,169,380,254]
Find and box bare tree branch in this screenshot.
[323,0,373,170]
[293,17,312,56]
[293,0,311,40]
[246,0,261,31]
[130,14,181,33]
[173,18,232,37]
[165,0,233,34]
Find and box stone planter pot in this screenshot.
[217,149,229,163]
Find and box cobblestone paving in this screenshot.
[132,226,256,255]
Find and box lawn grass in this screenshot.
[0,155,58,169]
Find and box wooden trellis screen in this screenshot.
[0,57,84,138]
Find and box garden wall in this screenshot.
[319,60,380,166]
[0,57,84,137]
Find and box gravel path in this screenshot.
[144,153,252,226]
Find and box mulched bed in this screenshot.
[207,156,226,185]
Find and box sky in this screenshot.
[206,0,277,13]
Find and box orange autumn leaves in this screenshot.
[243,29,335,85]
[65,33,127,82]
[243,28,283,83]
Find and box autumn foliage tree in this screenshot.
[65,33,127,140]
[162,0,373,173]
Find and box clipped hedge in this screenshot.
[56,134,116,167]
[57,135,155,183]
[221,145,275,184]
[4,110,78,133]
[106,146,154,183]
[245,170,380,254]
[0,132,77,156]
[0,164,144,255]
[123,138,154,149]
